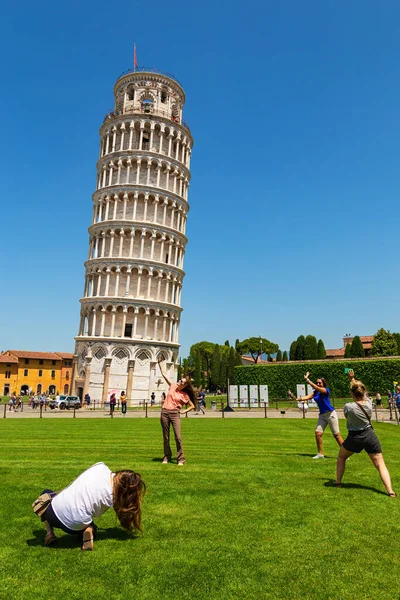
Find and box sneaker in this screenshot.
[162,458,169,464]
[177,461,185,466]
[312,453,324,459]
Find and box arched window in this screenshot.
[49,385,56,395]
[66,371,70,380]
[64,384,69,394]
[37,384,42,394]
[141,98,153,114]
[142,131,150,150]
[161,90,168,104]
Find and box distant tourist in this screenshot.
[32,462,145,550]
[109,393,117,416]
[336,372,396,497]
[195,389,206,415]
[120,391,127,415]
[375,392,382,407]
[150,392,156,407]
[84,393,91,409]
[289,371,343,458]
[157,358,195,465]
[395,386,400,412]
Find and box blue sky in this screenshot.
[1,0,399,357]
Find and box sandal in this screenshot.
[44,531,57,546]
[81,528,94,551]
[388,492,397,498]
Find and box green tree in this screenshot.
[304,335,318,360]
[267,354,273,362]
[194,350,201,388]
[210,345,221,390]
[350,336,365,358]
[224,340,230,347]
[235,351,243,367]
[181,356,194,379]
[289,341,297,361]
[235,339,240,350]
[190,341,215,377]
[392,333,400,355]
[344,342,352,358]
[276,349,282,361]
[236,337,279,364]
[295,335,306,361]
[317,339,326,359]
[219,350,228,388]
[282,350,288,361]
[228,347,237,383]
[371,328,398,357]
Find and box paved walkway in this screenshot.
[2,406,399,423]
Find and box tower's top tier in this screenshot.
[109,67,188,129]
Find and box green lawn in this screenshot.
[1,419,399,600]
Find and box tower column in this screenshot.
[83,357,92,400]
[126,360,135,403]
[102,358,112,406]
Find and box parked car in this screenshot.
[49,395,82,410]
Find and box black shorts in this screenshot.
[40,489,93,536]
[342,427,382,455]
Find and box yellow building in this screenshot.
[0,350,74,396]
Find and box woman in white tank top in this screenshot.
[33,462,146,550]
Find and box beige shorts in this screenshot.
[315,410,340,435]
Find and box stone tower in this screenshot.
[72,67,193,404]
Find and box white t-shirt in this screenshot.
[52,462,114,531]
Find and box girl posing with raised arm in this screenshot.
[336,371,396,497]
[158,357,195,465]
[33,462,145,550]
[289,371,343,458]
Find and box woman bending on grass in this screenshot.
[158,357,195,466]
[336,373,397,497]
[289,371,343,459]
[33,462,145,550]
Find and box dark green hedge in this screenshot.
[235,359,400,398]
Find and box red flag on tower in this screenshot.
[134,43,138,70]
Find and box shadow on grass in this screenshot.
[27,527,134,549]
[278,453,336,458]
[323,479,387,496]
[151,458,178,464]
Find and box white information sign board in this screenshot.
[260,385,269,406]
[249,385,259,407]
[239,385,249,408]
[229,385,238,407]
[307,384,317,406]
[296,384,306,399]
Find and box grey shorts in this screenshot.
[315,410,340,435]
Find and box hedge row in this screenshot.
[234,359,400,398]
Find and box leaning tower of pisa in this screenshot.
[72,66,193,405]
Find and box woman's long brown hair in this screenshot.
[113,470,146,532]
[180,380,196,404]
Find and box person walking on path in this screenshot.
[336,372,397,497]
[109,393,117,416]
[195,389,206,415]
[158,358,195,465]
[32,462,145,550]
[290,371,343,458]
[150,392,156,408]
